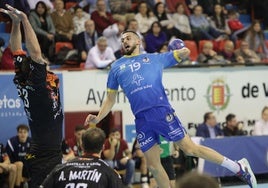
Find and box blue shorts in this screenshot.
[135,106,186,152]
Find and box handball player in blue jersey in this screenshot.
[0,5,63,188]
[85,31,257,188]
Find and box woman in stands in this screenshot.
[244,20,268,60]
[29,1,55,61]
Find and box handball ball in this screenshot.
[168,38,185,51]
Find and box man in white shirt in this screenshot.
[85,36,116,69]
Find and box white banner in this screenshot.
[61,66,268,137]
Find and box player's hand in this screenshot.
[0,4,27,23]
[84,114,99,126]
[176,47,190,60]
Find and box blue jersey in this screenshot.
[107,52,180,115]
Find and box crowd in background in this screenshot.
[0,0,268,70]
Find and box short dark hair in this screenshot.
[226,113,235,122]
[121,30,140,38]
[204,112,213,123]
[75,125,85,132]
[16,124,29,132]
[82,127,106,153]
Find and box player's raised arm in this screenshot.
[0,5,22,52]
[2,4,45,64]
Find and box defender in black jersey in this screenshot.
[0,5,63,188]
[41,127,123,188]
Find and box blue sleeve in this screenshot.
[107,68,119,90]
[159,52,181,68]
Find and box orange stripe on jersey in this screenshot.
[12,50,27,56]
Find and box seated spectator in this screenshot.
[78,0,110,14]
[144,21,168,53]
[210,4,231,39]
[102,128,135,187]
[189,5,222,41]
[244,20,268,60]
[253,106,268,135]
[218,40,237,64]
[223,113,246,136]
[0,44,14,70]
[172,2,192,40]
[6,124,31,187]
[85,36,115,69]
[72,6,90,35]
[134,1,157,35]
[196,112,223,138]
[227,10,250,42]
[185,0,199,14]
[65,125,85,157]
[109,0,135,23]
[0,143,17,188]
[91,0,117,35]
[153,2,181,40]
[29,1,56,61]
[197,41,224,64]
[103,20,126,58]
[51,0,74,42]
[75,19,101,63]
[234,40,261,63]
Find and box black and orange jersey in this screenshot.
[13,51,63,151]
[41,156,123,188]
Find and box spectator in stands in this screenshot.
[134,1,157,35]
[78,0,110,14]
[227,10,250,42]
[185,0,199,14]
[72,6,90,35]
[223,113,246,136]
[0,143,17,188]
[176,171,220,188]
[189,5,222,41]
[153,2,182,40]
[199,0,225,16]
[91,0,117,35]
[253,106,268,135]
[197,41,224,64]
[210,4,231,39]
[75,19,101,63]
[85,36,115,69]
[218,40,237,64]
[172,2,192,40]
[0,44,14,70]
[144,21,168,53]
[103,20,126,58]
[29,1,56,61]
[51,0,74,42]
[234,40,261,63]
[244,20,268,60]
[102,128,135,187]
[109,0,134,23]
[66,125,85,157]
[6,124,31,187]
[196,112,224,138]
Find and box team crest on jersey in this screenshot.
[142,57,150,63]
[120,64,126,70]
[166,113,174,122]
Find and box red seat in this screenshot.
[55,42,73,53]
[184,40,198,61]
[65,2,77,10]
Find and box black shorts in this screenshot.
[25,150,62,188]
[161,156,175,180]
